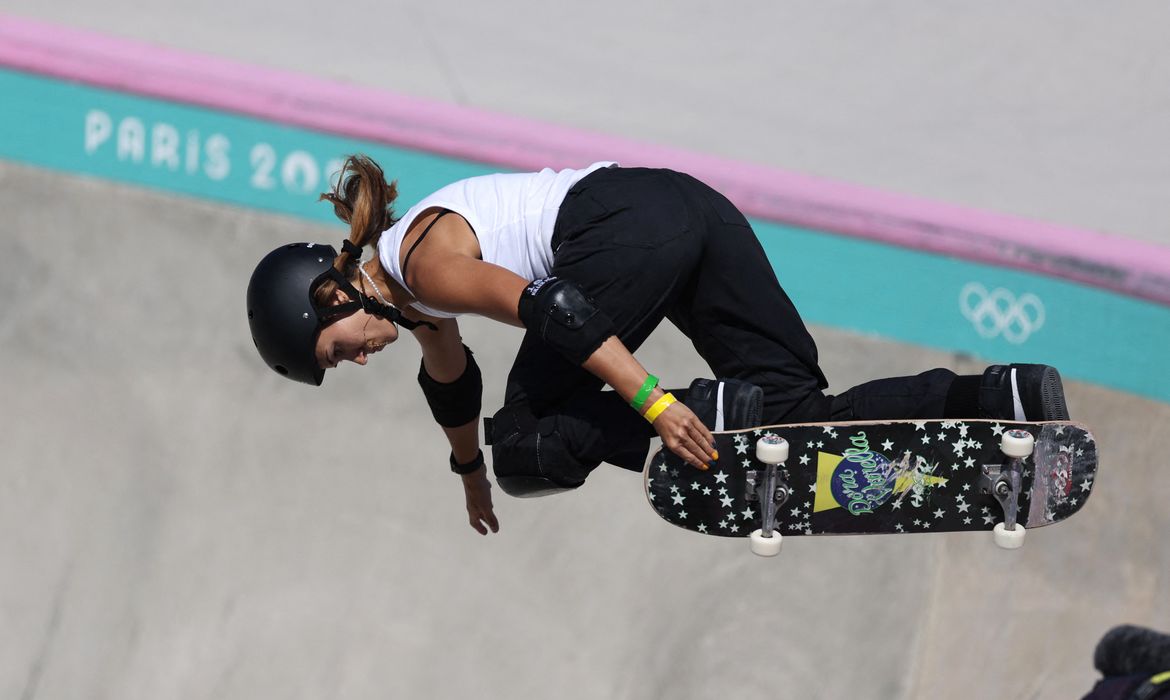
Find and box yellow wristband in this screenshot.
[643,393,677,423]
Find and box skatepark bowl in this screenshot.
[3,12,1170,700]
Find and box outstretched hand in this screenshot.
[652,401,718,472]
[461,467,500,535]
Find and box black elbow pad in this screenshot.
[517,277,615,365]
[418,344,483,427]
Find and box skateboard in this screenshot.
[645,419,1097,556]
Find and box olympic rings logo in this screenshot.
[959,283,1045,344]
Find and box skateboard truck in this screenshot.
[745,434,791,557]
[980,429,1035,550]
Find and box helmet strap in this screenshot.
[314,266,437,332]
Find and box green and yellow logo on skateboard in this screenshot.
[814,431,946,515]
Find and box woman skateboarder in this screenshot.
[247,155,1069,533]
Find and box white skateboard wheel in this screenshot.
[1000,430,1035,458]
[755,436,789,465]
[750,529,783,557]
[993,522,1027,549]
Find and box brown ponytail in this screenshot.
[313,154,399,306]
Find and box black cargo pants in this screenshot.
[487,167,955,486]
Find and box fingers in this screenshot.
[654,402,719,471]
[462,471,499,536]
[690,422,716,459]
[662,422,718,471]
[468,506,500,536]
[679,434,714,471]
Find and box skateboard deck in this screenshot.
[645,419,1097,553]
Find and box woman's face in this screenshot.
[314,292,399,369]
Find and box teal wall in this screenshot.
[762,224,1167,401]
[0,69,495,218]
[3,68,1167,402]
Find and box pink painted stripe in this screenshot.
[3,14,1170,305]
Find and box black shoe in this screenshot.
[683,378,763,431]
[979,364,1070,421]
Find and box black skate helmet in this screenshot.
[246,241,434,386]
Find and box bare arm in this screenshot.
[410,316,498,535]
[411,316,480,463]
[410,250,717,471]
[581,337,716,471]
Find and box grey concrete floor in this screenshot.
[2,4,1169,699]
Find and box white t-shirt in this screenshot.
[378,162,615,318]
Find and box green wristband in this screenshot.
[631,374,659,412]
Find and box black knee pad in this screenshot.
[485,406,594,498]
[684,378,763,431]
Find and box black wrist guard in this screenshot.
[418,344,482,427]
[516,277,615,365]
[450,449,485,475]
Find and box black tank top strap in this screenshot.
[402,209,454,279]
